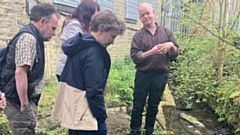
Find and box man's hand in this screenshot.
[155,44,168,54]
[151,45,166,54]
[15,65,30,112]
[158,42,178,55]
[0,93,6,111]
[141,44,166,58]
[141,42,177,58]
[150,42,177,55]
[20,99,29,112]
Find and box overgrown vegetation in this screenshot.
[167,0,240,133]
[106,55,135,112]
[0,113,11,135]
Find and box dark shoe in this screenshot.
[144,131,153,135]
[129,130,141,135]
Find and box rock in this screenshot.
[158,84,176,131]
[233,97,240,106]
[179,113,205,128]
[194,130,203,135]
[187,125,194,128]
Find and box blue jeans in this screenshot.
[68,122,107,135]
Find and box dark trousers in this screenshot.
[130,70,168,135]
[68,122,107,135]
[56,74,60,82]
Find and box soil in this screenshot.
[36,112,131,135]
[105,102,234,135]
[36,103,234,135]
[106,112,130,135]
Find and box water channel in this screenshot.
[106,100,234,135]
[173,102,234,135]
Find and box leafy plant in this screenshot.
[0,113,11,135]
[106,55,135,113]
[168,0,240,131]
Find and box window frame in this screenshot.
[125,0,139,22]
[97,0,115,12]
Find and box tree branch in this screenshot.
[186,14,240,49]
[181,1,240,50]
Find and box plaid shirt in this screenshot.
[15,33,44,96]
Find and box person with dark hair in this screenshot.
[129,2,179,135]
[52,10,126,135]
[56,0,100,81]
[2,3,59,135]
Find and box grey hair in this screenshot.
[30,3,59,22]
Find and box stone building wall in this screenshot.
[0,0,162,78]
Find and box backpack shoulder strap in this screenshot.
[7,30,36,46]
[0,30,37,89]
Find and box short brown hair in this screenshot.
[90,10,126,35]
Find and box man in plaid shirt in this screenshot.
[2,3,59,135]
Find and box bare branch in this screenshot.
[180,0,240,49]
[185,14,240,49]
[231,11,240,35]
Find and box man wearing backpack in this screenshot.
[2,3,59,135]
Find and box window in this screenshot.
[53,0,80,8]
[161,0,181,32]
[53,0,80,13]
[97,0,115,12]
[125,0,139,21]
[146,0,156,10]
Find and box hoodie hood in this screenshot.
[62,33,102,57]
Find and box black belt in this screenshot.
[138,70,167,75]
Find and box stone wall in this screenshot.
[157,84,176,131]
[0,0,30,47]
[0,0,162,78]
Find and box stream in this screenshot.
[173,102,234,135]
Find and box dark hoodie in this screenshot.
[60,33,110,123]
